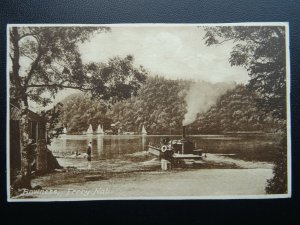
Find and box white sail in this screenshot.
[96,124,104,134]
[63,127,67,134]
[87,124,93,134]
[142,125,147,135]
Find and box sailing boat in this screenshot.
[96,124,104,135]
[63,127,67,134]
[142,125,147,135]
[87,124,93,135]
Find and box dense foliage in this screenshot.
[191,85,282,134]
[9,26,147,188]
[59,77,281,135]
[203,26,286,120]
[108,76,188,134]
[10,27,109,106]
[59,76,187,134]
[9,26,109,189]
[59,94,112,134]
[203,26,287,194]
[265,136,288,194]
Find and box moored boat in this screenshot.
[147,126,203,163]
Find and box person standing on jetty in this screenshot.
[87,142,92,169]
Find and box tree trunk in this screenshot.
[19,101,32,189]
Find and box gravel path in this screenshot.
[14,152,274,200]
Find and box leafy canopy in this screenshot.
[9,26,147,107]
[10,26,109,105]
[85,55,148,103]
[203,26,288,194]
[203,26,286,120]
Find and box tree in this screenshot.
[203,26,287,193]
[192,85,281,134]
[85,55,147,103]
[108,76,188,134]
[9,26,147,188]
[203,26,286,120]
[58,93,112,134]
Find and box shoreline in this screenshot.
[11,152,274,199]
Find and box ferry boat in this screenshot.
[147,126,203,163]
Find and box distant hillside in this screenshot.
[108,77,280,134]
[57,77,281,134]
[190,85,281,134]
[58,93,111,134]
[107,76,188,134]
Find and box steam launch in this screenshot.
[147,125,203,168]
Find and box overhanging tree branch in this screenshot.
[27,84,92,91]
[216,38,235,45]
[24,37,51,88]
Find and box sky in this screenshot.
[28,25,249,110]
[79,26,249,83]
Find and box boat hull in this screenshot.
[147,145,203,160]
[147,146,161,157]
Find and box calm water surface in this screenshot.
[50,134,281,163]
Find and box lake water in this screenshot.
[50,134,281,163]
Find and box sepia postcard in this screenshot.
[6,23,291,201]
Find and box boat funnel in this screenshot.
[182,126,186,139]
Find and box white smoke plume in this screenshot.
[182,81,236,126]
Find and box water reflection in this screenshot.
[52,134,281,162]
[96,135,104,154]
[142,135,146,151]
[117,137,121,154]
[87,136,93,146]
